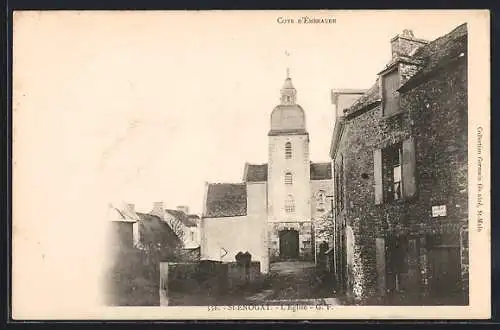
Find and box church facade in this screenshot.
[200,73,333,273]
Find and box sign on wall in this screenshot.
[432,205,447,217]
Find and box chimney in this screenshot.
[151,201,165,219]
[126,203,135,213]
[390,29,428,59]
[176,205,189,214]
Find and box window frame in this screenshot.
[285,194,295,213]
[383,143,403,203]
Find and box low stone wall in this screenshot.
[160,260,263,306]
[227,261,261,290]
[160,260,228,306]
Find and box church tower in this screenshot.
[267,71,312,261]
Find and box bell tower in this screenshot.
[267,70,312,261]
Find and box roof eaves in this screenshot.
[398,51,466,93]
[345,99,381,120]
[330,117,346,160]
[242,162,249,182]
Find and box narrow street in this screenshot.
[246,261,341,305]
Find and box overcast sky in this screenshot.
[14,11,474,216]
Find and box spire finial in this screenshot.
[286,67,290,79]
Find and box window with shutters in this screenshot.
[285,142,292,159]
[374,138,416,204]
[285,194,295,213]
[284,172,293,185]
[382,69,401,116]
[383,143,403,202]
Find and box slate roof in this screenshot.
[310,162,333,180]
[399,23,467,92]
[343,79,381,117]
[136,212,182,248]
[204,183,247,218]
[344,23,467,117]
[165,209,198,227]
[243,162,331,181]
[244,163,268,182]
[268,128,308,136]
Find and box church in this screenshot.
[199,72,333,273]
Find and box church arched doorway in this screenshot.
[279,229,299,260]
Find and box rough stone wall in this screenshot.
[391,36,427,59]
[267,221,313,261]
[108,221,135,251]
[334,57,467,302]
[311,179,334,260]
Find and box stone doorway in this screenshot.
[279,229,299,260]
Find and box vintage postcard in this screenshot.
[12,10,490,320]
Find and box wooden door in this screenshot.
[429,247,461,296]
[279,230,299,260]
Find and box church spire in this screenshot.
[280,69,297,105]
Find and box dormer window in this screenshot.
[382,68,401,116]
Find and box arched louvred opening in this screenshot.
[285,142,292,159]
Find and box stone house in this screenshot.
[165,207,201,249]
[106,202,140,251]
[104,202,183,306]
[330,24,468,304]
[105,201,183,258]
[200,72,333,274]
[135,212,183,259]
[149,202,201,249]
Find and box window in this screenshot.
[190,230,195,242]
[285,194,295,213]
[285,142,292,159]
[382,69,400,116]
[384,143,402,202]
[284,172,293,185]
[317,190,326,211]
[374,138,416,205]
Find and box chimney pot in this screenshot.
[390,29,428,59]
[402,29,414,38]
[176,205,190,214]
[151,201,165,219]
[126,203,135,212]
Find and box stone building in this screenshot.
[200,72,333,273]
[149,202,201,249]
[330,24,468,304]
[106,202,140,251]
